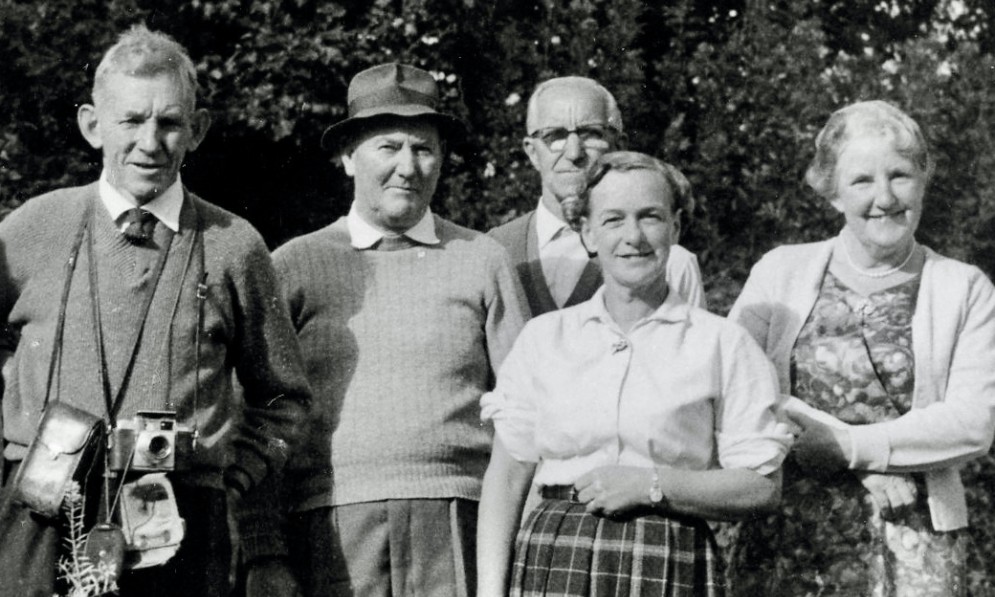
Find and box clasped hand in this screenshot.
[573,465,654,519]
[858,473,917,521]
[784,409,851,473]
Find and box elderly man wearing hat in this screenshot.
[238,63,529,597]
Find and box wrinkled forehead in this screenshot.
[589,169,676,214]
[529,84,613,133]
[95,71,196,111]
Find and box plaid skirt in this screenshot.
[511,498,725,597]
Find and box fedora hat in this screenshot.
[321,62,467,151]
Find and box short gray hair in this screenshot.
[93,24,199,107]
[525,76,623,134]
[583,151,694,216]
[806,100,934,200]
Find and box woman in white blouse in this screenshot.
[476,151,791,597]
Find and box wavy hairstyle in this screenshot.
[805,100,934,200]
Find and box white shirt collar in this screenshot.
[346,203,440,249]
[580,285,690,328]
[99,172,183,232]
[535,197,572,248]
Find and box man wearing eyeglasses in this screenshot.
[490,76,706,316]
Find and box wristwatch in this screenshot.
[649,468,664,505]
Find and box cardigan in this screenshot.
[482,286,789,485]
[0,183,312,493]
[729,237,995,530]
[239,215,528,559]
[488,210,706,316]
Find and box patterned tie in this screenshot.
[121,208,158,244]
[376,235,416,251]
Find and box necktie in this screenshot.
[376,235,416,251]
[121,208,157,244]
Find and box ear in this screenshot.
[186,108,212,152]
[77,104,103,150]
[340,151,356,177]
[829,196,844,214]
[671,209,683,244]
[522,136,541,170]
[612,132,629,151]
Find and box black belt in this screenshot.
[541,485,580,503]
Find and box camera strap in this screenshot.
[42,201,91,409]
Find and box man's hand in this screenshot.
[246,558,303,597]
[858,473,917,521]
[573,466,653,518]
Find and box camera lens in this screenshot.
[146,434,173,461]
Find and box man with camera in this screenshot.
[0,25,311,597]
[237,63,528,597]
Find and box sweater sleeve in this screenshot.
[728,253,775,351]
[225,229,312,494]
[234,244,311,561]
[849,268,995,472]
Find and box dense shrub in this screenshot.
[3,0,995,592]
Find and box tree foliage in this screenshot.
[3,0,995,592]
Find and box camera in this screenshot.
[107,411,195,472]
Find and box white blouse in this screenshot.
[481,287,791,487]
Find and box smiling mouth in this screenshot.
[867,210,909,219]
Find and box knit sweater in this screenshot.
[0,183,311,492]
[239,215,528,559]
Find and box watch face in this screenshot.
[650,485,664,503]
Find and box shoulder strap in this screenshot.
[43,201,91,408]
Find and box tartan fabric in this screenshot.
[511,498,724,597]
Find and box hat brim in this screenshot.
[321,107,467,152]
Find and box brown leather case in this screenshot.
[11,402,105,518]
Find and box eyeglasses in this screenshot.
[529,126,614,153]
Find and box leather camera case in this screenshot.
[11,402,105,518]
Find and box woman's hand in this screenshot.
[858,473,917,521]
[786,409,852,472]
[573,466,653,518]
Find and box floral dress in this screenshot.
[726,271,967,597]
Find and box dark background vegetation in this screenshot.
[2,0,994,593]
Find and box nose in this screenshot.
[561,132,584,162]
[395,146,417,177]
[621,216,644,245]
[135,121,161,153]
[875,177,899,209]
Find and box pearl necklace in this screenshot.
[840,238,918,278]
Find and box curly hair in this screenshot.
[805,100,934,200]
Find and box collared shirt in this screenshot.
[482,286,790,486]
[346,203,441,249]
[535,198,589,307]
[99,172,183,233]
